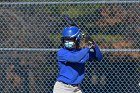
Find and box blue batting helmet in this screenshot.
[62,26,81,49]
[62,26,80,39]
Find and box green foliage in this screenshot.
[58,4,102,17]
[91,34,124,42]
[25,3,102,18]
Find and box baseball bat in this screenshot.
[63,15,78,27]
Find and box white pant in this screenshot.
[53,81,83,93]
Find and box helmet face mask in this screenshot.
[64,40,75,49]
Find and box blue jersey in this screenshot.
[56,45,103,85]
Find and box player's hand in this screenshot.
[80,34,96,49]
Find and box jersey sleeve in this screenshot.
[89,43,103,61]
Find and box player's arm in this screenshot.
[89,43,103,61]
[57,48,90,63]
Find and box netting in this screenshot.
[0,0,140,93]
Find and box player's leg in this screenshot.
[53,81,74,93]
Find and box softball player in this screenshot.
[53,26,103,93]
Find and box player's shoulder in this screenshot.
[57,48,67,55]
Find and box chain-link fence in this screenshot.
[0,0,140,93]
